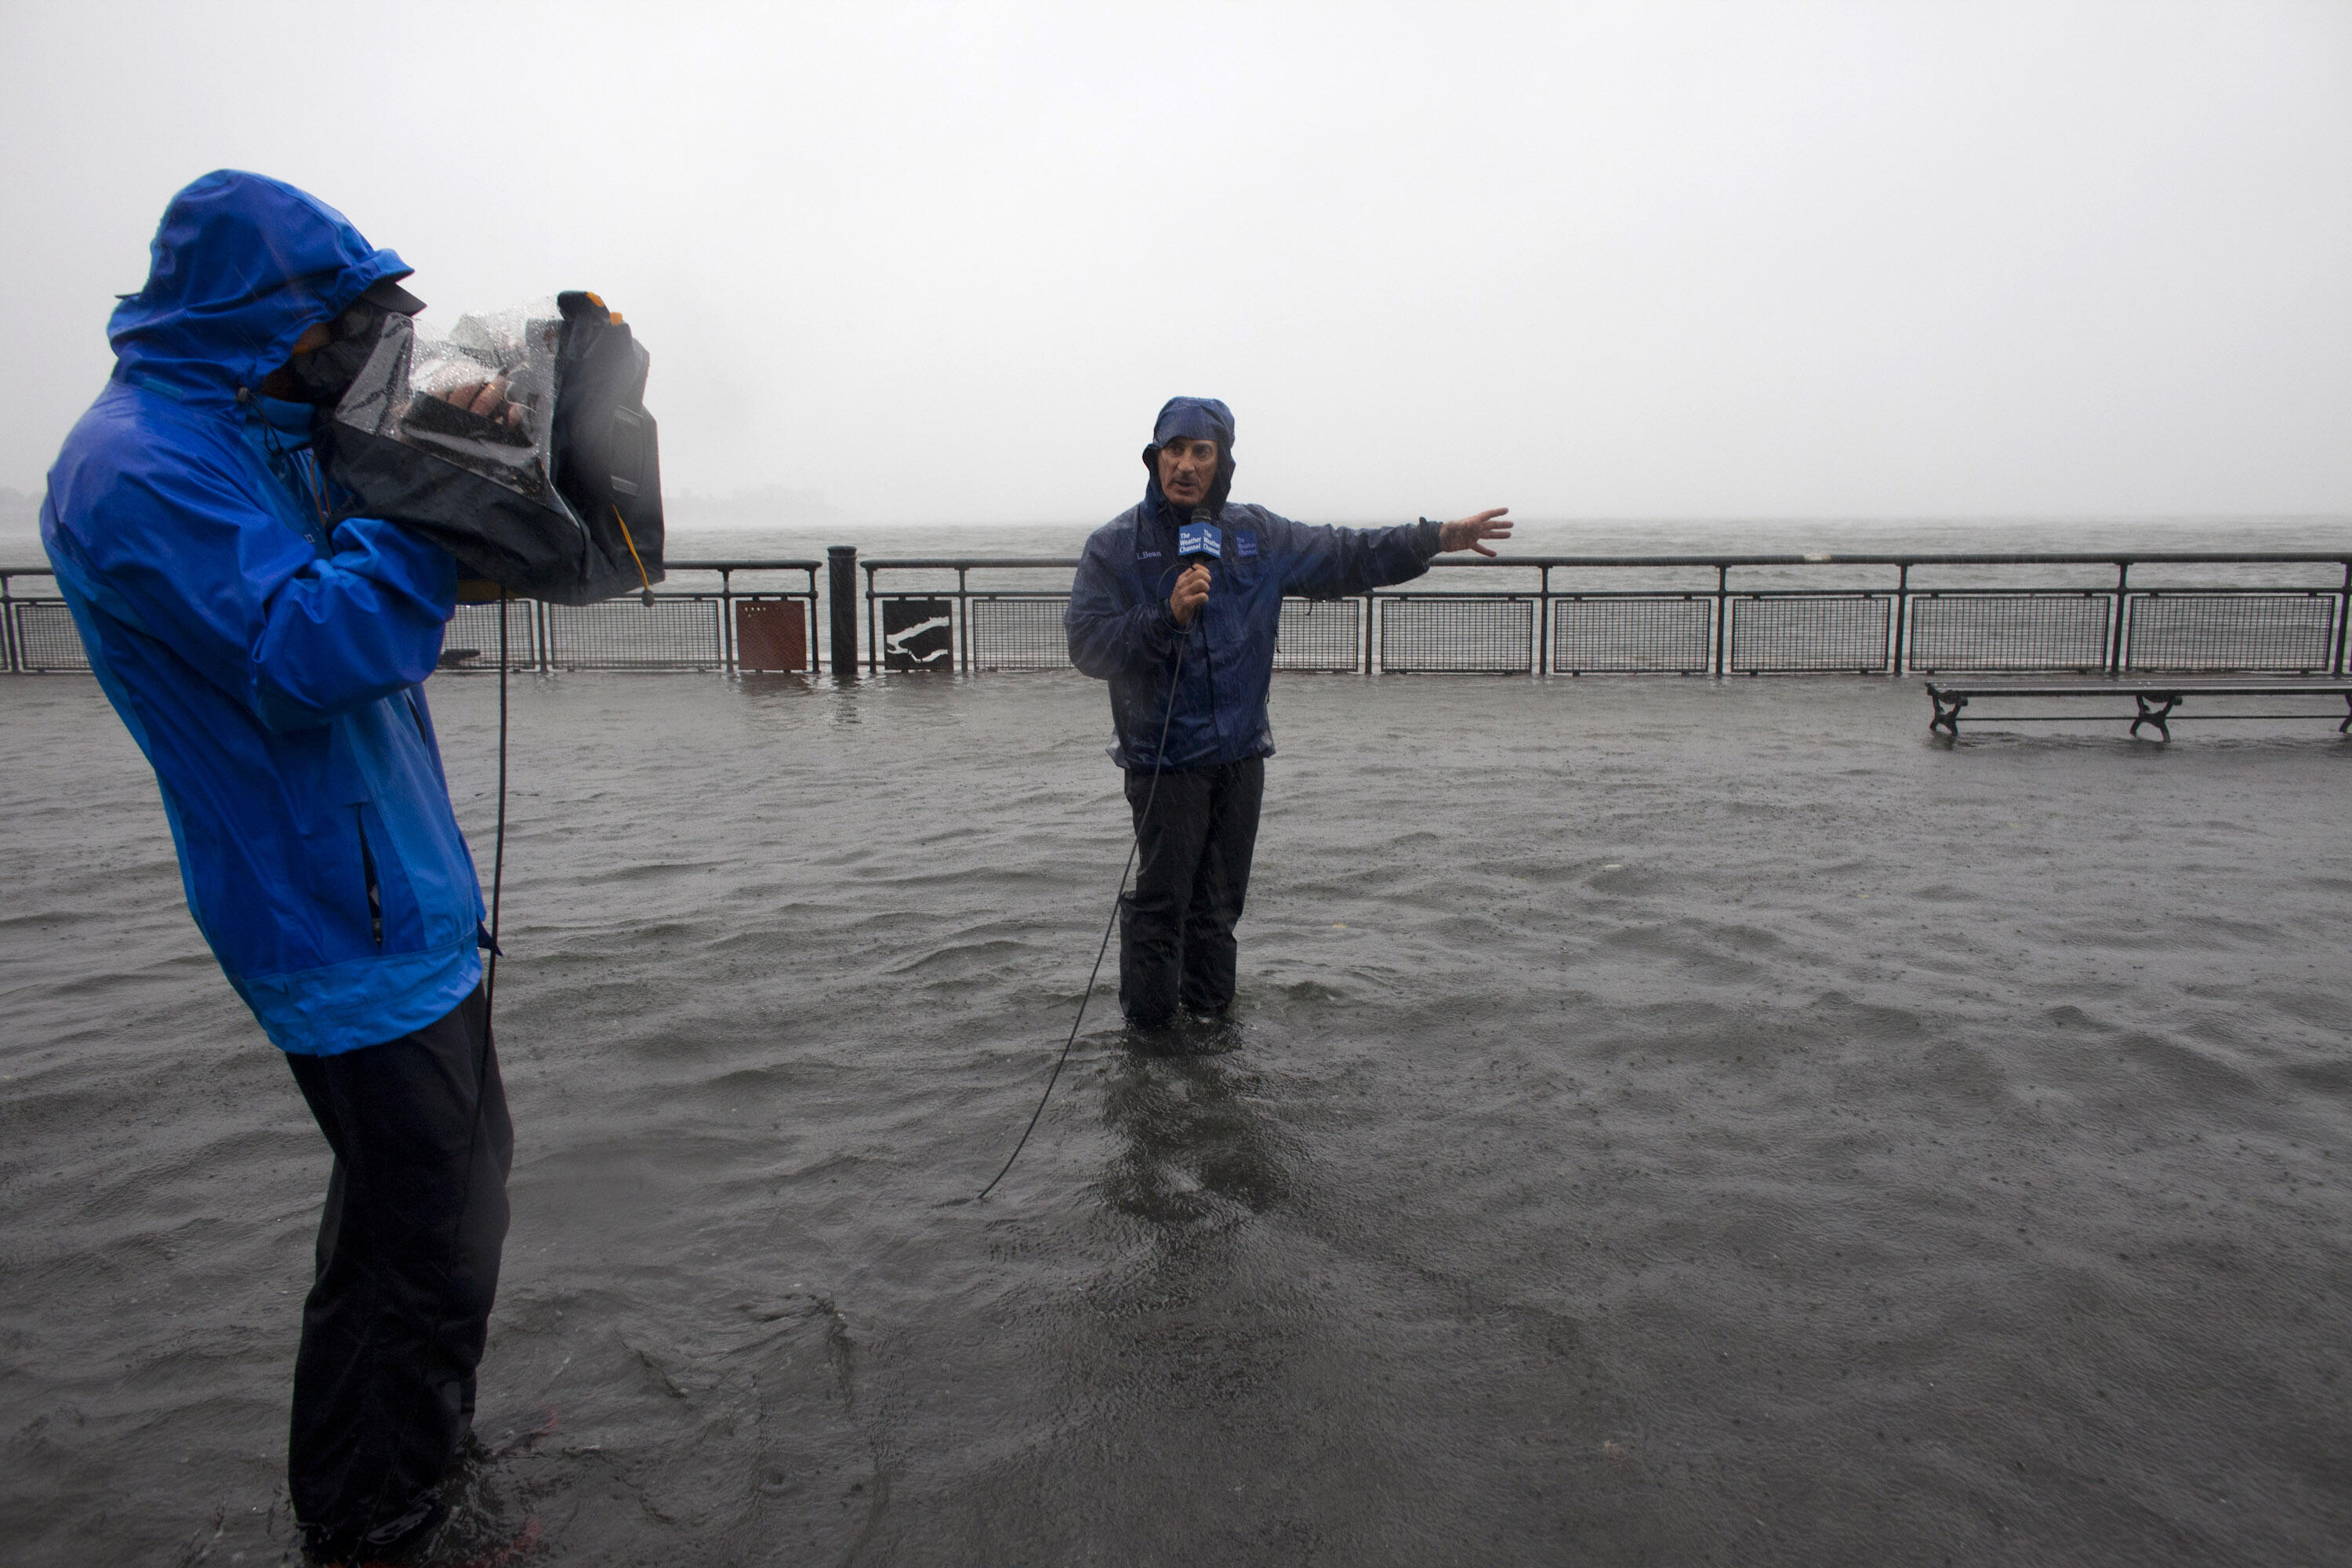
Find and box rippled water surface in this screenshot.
[5,668,2350,1566]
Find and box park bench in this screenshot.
[1926,681,2352,741]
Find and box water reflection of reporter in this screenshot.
[40,171,509,1564]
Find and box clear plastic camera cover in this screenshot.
[332,299,572,514]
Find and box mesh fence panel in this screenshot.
[546,598,723,668]
[12,603,89,671]
[441,601,538,671]
[1904,593,2111,673]
[967,597,1073,670]
[1549,596,1712,673]
[2124,593,2340,673]
[1729,596,1891,673]
[1380,596,1534,673]
[1275,598,1363,671]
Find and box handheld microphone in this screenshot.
[1178,517,1223,562]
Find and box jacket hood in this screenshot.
[1152,396,1233,449]
[107,170,411,407]
[1141,394,1237,520]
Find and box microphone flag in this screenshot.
[1178,521,1223,560]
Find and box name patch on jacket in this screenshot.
[1236,532,1258,558]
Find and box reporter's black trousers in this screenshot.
[283,984,510,1559]
[1120,757,1265,1025]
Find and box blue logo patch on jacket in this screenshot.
[1236,532,1258,558]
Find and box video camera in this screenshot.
[314,292,664,606]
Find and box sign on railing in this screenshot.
[735,600,811,673]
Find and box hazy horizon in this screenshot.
[3,479,2347,544]
[5,2,2347,524]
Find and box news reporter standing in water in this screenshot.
[1065,396,1511,1029]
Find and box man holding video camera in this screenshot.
[1065,396,1512,1029]
[42,170,504,1563]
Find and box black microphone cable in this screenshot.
[978,561,1205,1201]
[486,596,510,1014]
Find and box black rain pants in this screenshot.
[1120,757,1265,1025]
[283,984,511,1559]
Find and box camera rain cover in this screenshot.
[317,291,663,605]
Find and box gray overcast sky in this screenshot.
[4,0,2347,524]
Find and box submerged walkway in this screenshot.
[4,673,2349,1565]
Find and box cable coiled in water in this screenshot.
[976,631,1190,1201]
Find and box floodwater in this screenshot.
[4,667,2350,1566]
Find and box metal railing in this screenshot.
[2,567,90,673]
[2,560,823,676]
[860,552,2352,677]
[9,551,2352,679]
[434,559,827,673]
[862,557,1080,672]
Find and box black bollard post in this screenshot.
[827,545,858,681]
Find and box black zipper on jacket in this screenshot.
[356,807,384,949]
[1196,611,1217,756]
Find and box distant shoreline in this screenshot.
[8,514,2352,572]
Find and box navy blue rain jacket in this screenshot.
[1066,495,1443,769]
[42,170,483,1054]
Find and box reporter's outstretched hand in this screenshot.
[1439,508,1514,557]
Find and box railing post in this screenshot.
[805,567,821,673]
[1,571,16,674]
[827,545,858,681]
[718,568,735,672]
[864,561,878,673]
[2336,561,2351,677]
[1893,561,1910,675]
[958,566,971,673]
[2109,561,2129,676]
[1537,564,1551,676]
[1722,564,1735,675]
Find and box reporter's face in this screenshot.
[1156,438,1219,511]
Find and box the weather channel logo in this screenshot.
[1178,522,1223,559]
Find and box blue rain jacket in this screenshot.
[1066,493,1443,770]
[41,170,483,1055]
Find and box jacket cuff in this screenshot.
[1415,517,1447,556]
[1139,600,1181,659]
